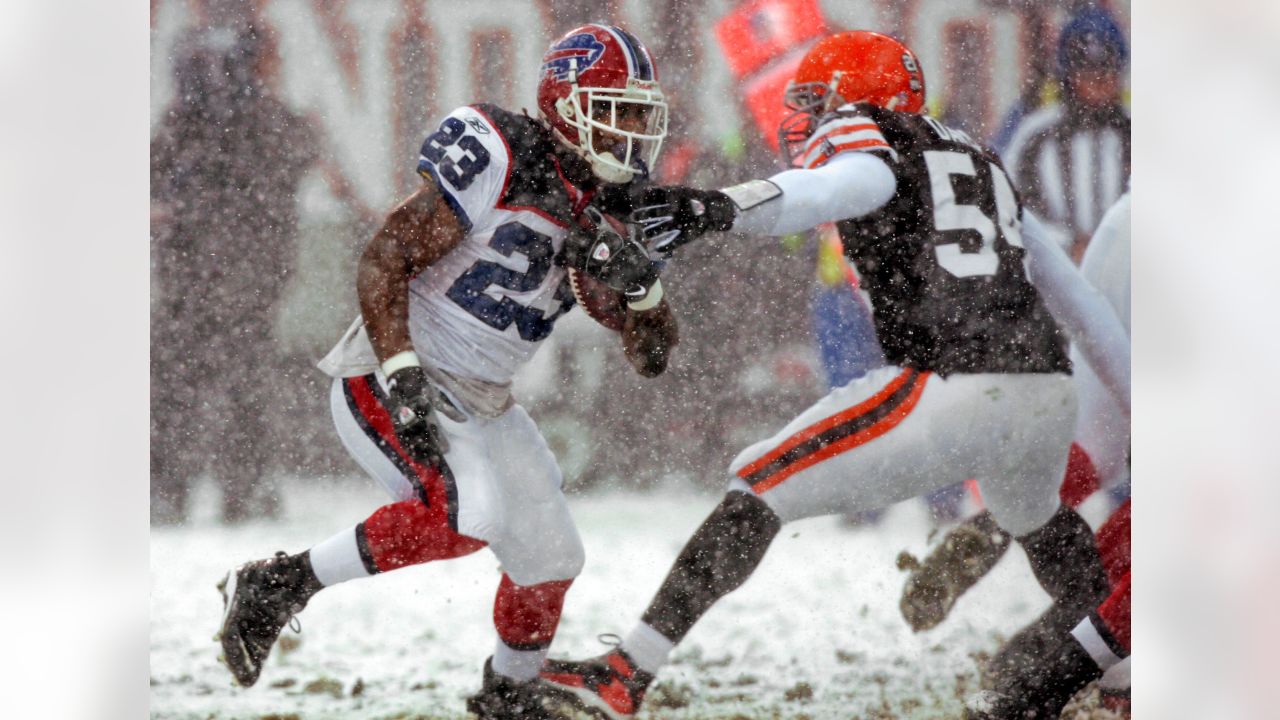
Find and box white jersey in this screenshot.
[320,104,584,390]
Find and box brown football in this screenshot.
[568,267,627,331]
[566,210,630,331]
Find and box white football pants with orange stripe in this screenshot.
[727,366,1077,536]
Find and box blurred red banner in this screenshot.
[741,44,811,153]
[714,0,829,80]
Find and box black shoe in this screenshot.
[215,551,321,687]
[967,619,1103,719]
[466,657,558,720]
[541,643,655,720]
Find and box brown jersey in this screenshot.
[806,103,1071,376]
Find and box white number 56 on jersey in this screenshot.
[923,150,1023,278]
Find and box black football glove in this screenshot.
[385,366,453,466]
[560,205,662,305]
[630,186,737,256]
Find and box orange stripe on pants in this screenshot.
[742,370,930,494]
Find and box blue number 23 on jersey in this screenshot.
[446,222,576,342]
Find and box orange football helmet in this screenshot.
[779,31,925,164]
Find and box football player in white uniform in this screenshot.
[215,24,677,719]
[539,32,1117,719]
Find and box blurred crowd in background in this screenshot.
[150,0,1129,524]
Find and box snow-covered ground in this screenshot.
[151,477,1067,719]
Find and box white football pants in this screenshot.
[728,366,1077,537]
[329,374,585,586]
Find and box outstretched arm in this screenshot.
[726,151,897,237]
[1023,211,1131,414]
[632,150,898,255]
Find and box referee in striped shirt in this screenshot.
[1003,8,1130,263]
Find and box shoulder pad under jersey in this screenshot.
[800,104,897,169]
[454,103,578,227]
[416,105,517,233]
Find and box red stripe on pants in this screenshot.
[361,499,486,572]
[737,369,917,481]
[346,376,448,506]
[742,370,929,494]
[345,376,486,573]
[493,574,573,650]
[345,371,450,502]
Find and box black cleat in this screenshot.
[466,657,559,720]
[541,646,654,720]
[966,618,1104,719]
[215,551,321,688]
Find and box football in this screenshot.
[567,209,632,331]
[568,267,628,331]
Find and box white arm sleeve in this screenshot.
[727,151,897,237]
[1023,212,1131,414]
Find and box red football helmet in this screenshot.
[537,24,667,184]
[778,31,925,164]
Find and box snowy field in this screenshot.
[151,477,1090,720]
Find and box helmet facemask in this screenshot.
[778,76,842,168]
[556,78,667,184]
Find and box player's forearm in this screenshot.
[622,302,678,377]
[727,152,897,237]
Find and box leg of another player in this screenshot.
[981,475,1112,713]
[1014,504,1111,631]
[968,571,1130,719]
[541,491,781,718]
[638,491,782,648]
[898,442,1102,633]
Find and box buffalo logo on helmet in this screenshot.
[542,33,606,82]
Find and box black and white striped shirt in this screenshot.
[1002,102,1130,248]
